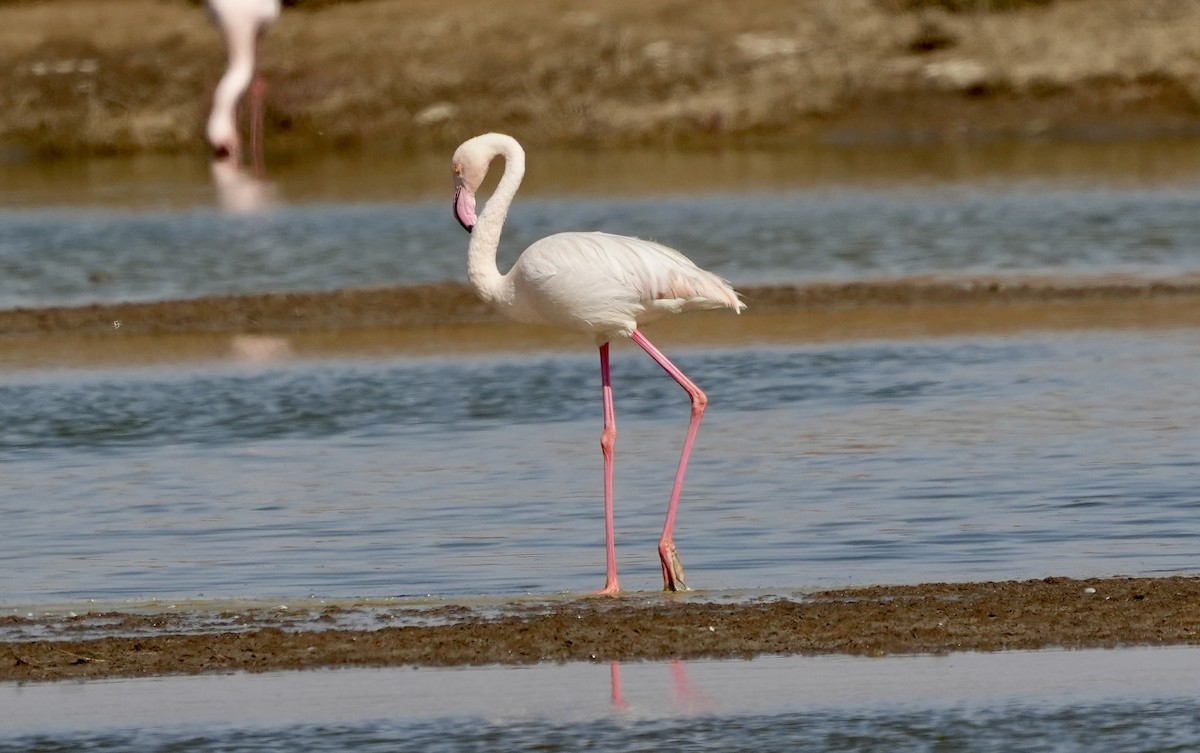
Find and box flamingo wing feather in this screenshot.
[507,231,744,336]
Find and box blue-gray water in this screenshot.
[3,329,1198,603]
[4,648,1200,751]
[3,145,1200,310]
[3,147,1200,751]
[3,186,1200,309]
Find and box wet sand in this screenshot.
[4,273,1200,369]
[3,577,1199,682]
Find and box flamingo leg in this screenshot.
[595,341,621,595]
[249,74,266,176]
[630,329,704,592]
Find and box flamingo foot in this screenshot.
[659,541,691,592]
[593,579,621,597]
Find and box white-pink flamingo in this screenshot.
[451,133,745,594]
[205,0,280,167]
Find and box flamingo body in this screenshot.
[205,0,280,162]
[494,231,743,339]
[451,133,744,594]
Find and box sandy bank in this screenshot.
[3,0,1200,157]
[3,576,1198,682]
[1,273,1199,369]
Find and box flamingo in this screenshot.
[451,133,745,594]
[205,0,280,168]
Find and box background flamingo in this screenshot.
[205,0,280,169]
[451,132,745,594]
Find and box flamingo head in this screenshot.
[451,133,523,234]
[451,177,475,234]
[211,142,236,161]
[451,142,491,233]
[206,113,241,164]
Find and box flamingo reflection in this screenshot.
[609,659,714,713]
[210,158,278,215]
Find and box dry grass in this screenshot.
[0,0,1198,157]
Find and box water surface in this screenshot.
[3,329,1198,606]
[3,647,1199,751]
[1,142,1199,310]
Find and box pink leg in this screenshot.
[630,329,705,592]
[249,75,266,176]
[595,341,620,595]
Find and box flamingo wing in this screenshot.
[508,231,744,335]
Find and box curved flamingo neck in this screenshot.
[467,135,526,305]
[206,9,264,158]
[207,62,252,153]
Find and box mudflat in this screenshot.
[3,576,1198,682]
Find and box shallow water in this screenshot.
[2,328,1198,606]
[1,143,1200,309]
[2,145,1200,605]
[4,647,1200,751]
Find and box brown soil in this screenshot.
[4,576,1199,682]
[2,0,1200,157]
